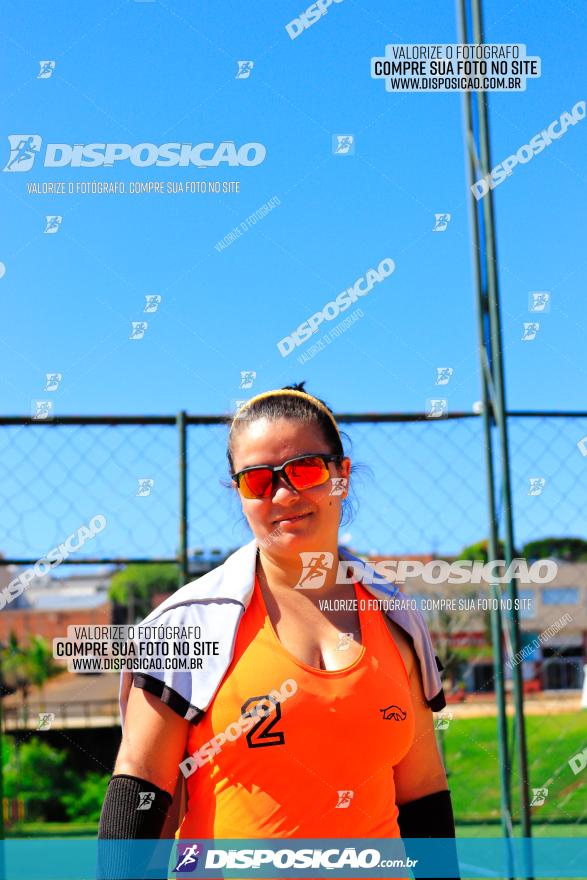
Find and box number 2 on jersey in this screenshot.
[241,695,285,748]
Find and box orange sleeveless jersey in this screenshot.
[177,576,415,841]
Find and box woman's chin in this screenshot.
[257,522,335,555]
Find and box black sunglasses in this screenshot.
[231,453,343,499]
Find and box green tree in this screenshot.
[1,632,64,717]
[108,563,179,621]
[2,737,109,825]
[3,737,75,821]
[62,771,110,823]
[461,536,587,563]
[2,734,14,772]
[24,635,65,710]
[460,539,509,562]
[1,631,31,712]
[522,536,587,562]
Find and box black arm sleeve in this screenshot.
[397,788,460,879]
[97,773,173,879]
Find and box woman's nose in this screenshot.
[271,473,299,501]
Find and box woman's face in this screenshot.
[231,417,351,554]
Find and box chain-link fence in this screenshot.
[1,411,585,833]
[1,412,586,567]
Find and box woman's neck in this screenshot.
[256,544,347,597]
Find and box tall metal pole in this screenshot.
[468,0,533,851]
[457,0,533,873]
[177,410,189,588]
[457,22,513,843]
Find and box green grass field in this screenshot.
[9,823,582,839]
[441,712,586,827]
[459,824,586,837]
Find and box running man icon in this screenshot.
[5,135,41,172]
[296,552,333,589]
[174,844,201,872]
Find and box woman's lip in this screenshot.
[274,512,312,524]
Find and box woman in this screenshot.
[99,385,458,878]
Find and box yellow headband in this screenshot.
[231,389,342,442]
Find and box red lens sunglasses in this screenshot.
[231,453,343,499]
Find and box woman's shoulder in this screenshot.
[381,613,416,677]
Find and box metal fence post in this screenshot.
[177,411,189,588]
[457,3,513,852]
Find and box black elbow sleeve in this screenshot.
[397,789,460,879]
[97,773,173,879]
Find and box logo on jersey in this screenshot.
[380,704,407,721]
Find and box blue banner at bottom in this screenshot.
[0,837,584,879]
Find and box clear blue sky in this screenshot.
[1,0,585,560]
